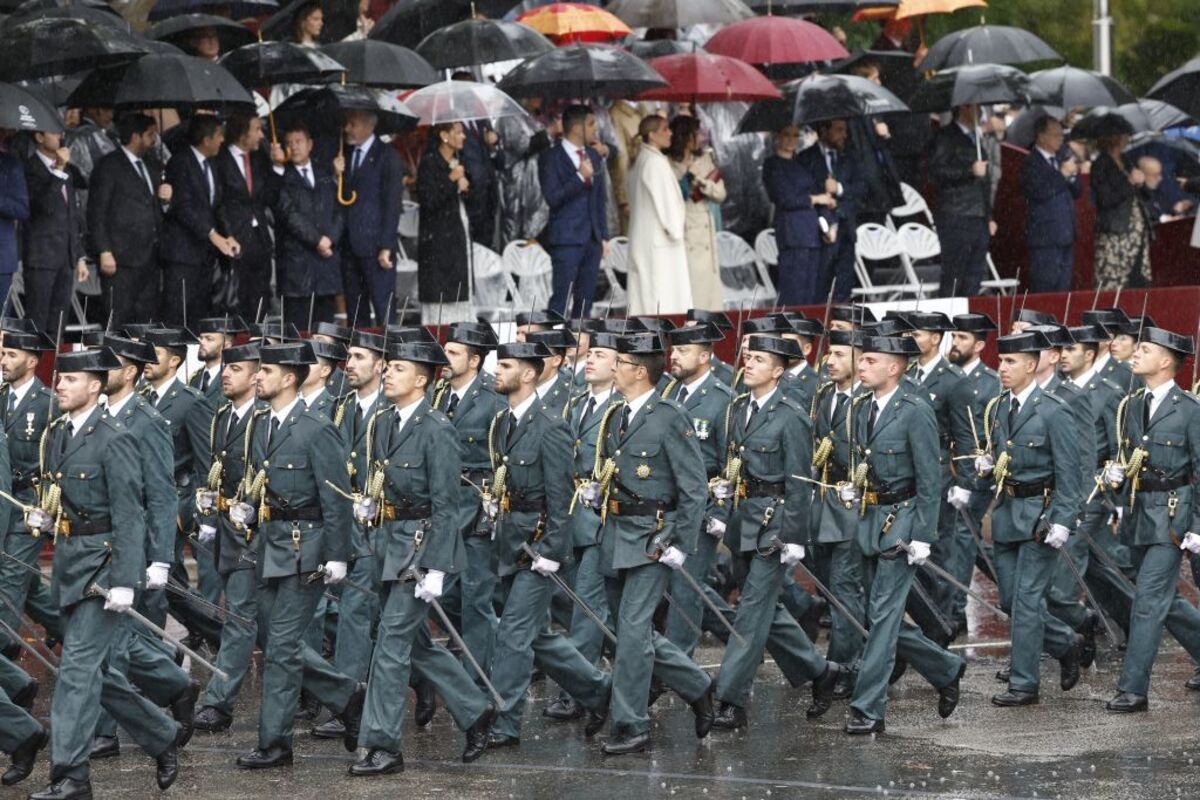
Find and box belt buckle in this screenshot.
[261,506,272,522]
[382,503,397,521]
[863,491,879,506]
[1004,484,1016,497]
[501,495,511,514]
[56,518,71,537]
[607,499,620,516]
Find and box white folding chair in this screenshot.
[752,228,779,302]
[716,231,767,309]
[980,253,1020,295]
[503,240,554,312]
[852,223,919,300]
[895,222,943,298]
[398,200,420,240]
[472,243,522,321]
[888,182,936,230]
[593,235,629,316]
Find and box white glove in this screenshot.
[103,587,134,613]
[946,486,972,511]
[322,561,347,585]
[1102,462,1126,486]
[906,541,932,566]
[780,543,805,566]
[705,517,726,537]
[975,454,995,477]
[531,555,560,576]
[1112,506,1124,524]
[195,489,217,515]
[482,496,499,520]
[198,523,217,544]
[24,508,52,534]
[1044,523,1070,550]
[352,496,378,525]
[415,570,445,603]
[229,501,256,527]
[145,562,169,590]
[578,481,601,509]
[659,546,687,570]
[1180,533,1200,554]
[710,479,734,501]
[837,483,860,505]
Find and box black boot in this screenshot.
[348,748,403,776]
[1059,635,1082,691]
[340,683,368,753]
[888,658,908,685]
[1,726,45,786]
[806,662,842,719]
[413,680,437,726]
[462,705,496,764]
[155,744,179,790]
[601,731,649,755]
[170,679,200,747]
[799,597,827,643]
[1078,611,1099,669]
[89,736,119,760]
[843,708,884,735]
[542,696,583,721]
[236,745,293,769]
[690,681,715,739]
[712,702,747,730]
[192,706,232,733]
[294,690,321,721]
[1105,692,1148,713]
[28,778,93,799]
[10,679,37,712]
[938,661,967,719]
[991,689,1039,707]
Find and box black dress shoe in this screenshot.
[486,731,520,749]
[1187,669,1200,691]
[155,744,179,790]
[938,661,967,719]
[844,708,884,735]
[89,736,119,760]
[690,681,715,739]
[294,690,321,721]
[543,696,583,721]
[832,668,855,701]
[1078,611,1099,669]
[712,702,747,730]
[2,726,45,786]
[584,706,608,738]
[995,665,1011,683]
[807,662,843,719]
[311,717,345,739]
[601,732,649,755]
[236,745,293,769]
[991,689,1039,707]
[888,658,908,685]
[171,679,200,747]
[1105,692,1148,713]
[800,597,828,643]
[193,706,232,733]
[462,705,496,764]
[341,683,368,753]
[349,748,403,776]
[413,680,437,727]
[10,679,37,712]
[28,777,93,799]
[1059,635,1082,691]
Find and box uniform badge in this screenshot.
[25,412,34,437]
[693,418,710,440]
[636,463,652,479]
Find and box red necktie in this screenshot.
[578,149,592,185]
[242,152,253,194]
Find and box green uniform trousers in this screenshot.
[665,532,719,657]
[825,540,866,665]
[1119,543,1200,696]
[460,534,499,681]
[333,554,380,683]
[0,678,40,754]
[201,568,259,713]
[995,540,1077,692]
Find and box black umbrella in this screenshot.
[1004,105,1065,149]
[273,83,416,137]
[498,43,666,101]
[1073,100,1197,138]
[0,17,152,81]
[148,0,279,22]
[3,0,121,21]
[1148,57,1200,119]
[0,81,63,132]
[320,40,437,89]
[917,24,1061,72]
[824,48,916,77]
[369,0,518,50]
[627,38,700,60]
[606,0,753,29]
[108,53,255,111]
[3,4,128,32]
[18,75,82,108]
[219,40,345,88]
[1070,112,1135,140]
[1029,66,1135,110]
[908,64,1049,113]
[737,73,908,134]
[147,13,257,54]
[749,0,898,11]
[415,17,554,71]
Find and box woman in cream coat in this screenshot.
[626,115,692,315]
[667,115,726,311]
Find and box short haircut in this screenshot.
[516,357,544,376]
[1033,115,1061,138]
[562,104,592,136]
[412,362,434,385]
[630,352,665,385]
[1079,342,1099,357]
[638,114,666,144]
[464,345,485,367]
[280,363,310,387]
[224,113,256,144]
[116,113,156,145]
[187,114,222,148]
[285,121,312,140]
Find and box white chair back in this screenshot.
[503,240,553,311]
[716,231,765,309]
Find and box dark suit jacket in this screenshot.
[416,146,468,302]
[87,148,161,267]
[273,162,345,297]
[1021,147,1081,248]
[763,153,820,249]
[1091,151,1141,235]
[930,123,990,220]
[796,142,868,242]
[538,142,606,246]
[343,137,403,259]
[161,148,220,266]
[0,152,30,275]
[23,154,86,271]
[213,145,279,253]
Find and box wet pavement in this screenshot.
[6,584,1200,800]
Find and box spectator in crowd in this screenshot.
[416,121,472,324]
[273,123,344,331]
[1092,127,1152,290]
[183,26,222,61]
[763,123,835,306]
[665,115,725,312]
[626,114,691,315]
[538,104,607,318]
[290,1,324,46]
[608,99,644,234]
[452,73,504,249]
[22,127,88,332]
[1021,116,1081,293]
[930,104,998,297]
[1139,155,1197,222]
[0,131,29,305]
[799,118,867,303]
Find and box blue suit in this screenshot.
[0,152,30,308]
[1021,148,1081,293]
[538,142,607,317]
[342,137,404,327]
[798,143,868,302]
[763,154,821,305]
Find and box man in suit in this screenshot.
[334,110,403,328]
[0,134,30,305]
[89,114,170,328]
[273,124,344,331]
[798,119,868,303]
[215,114,278,321]
[539,104,608,318]
[1022,116,1081,293]
[22,129,88,332]
[160,115,240,327]
[930,105,997,298]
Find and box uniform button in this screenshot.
[383,460,390,466]
[350,451,357,459]
[403,463,409,468]
[263,460,270,466]
[1143,435,1149,441]
[739,445,745,452]
[1006,441,1013,447]
[287,464,293,468]
[864,449,871,456]
[640,451,647,456]
[615,449,621,456]
[503,456,510,463]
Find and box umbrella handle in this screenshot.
[268,108,278,146]
[337,128,357,206]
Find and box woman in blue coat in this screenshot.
[763,125,836,306]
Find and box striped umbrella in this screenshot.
[517,2,632,45]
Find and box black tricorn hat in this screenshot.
[1080,308,1130,336]
[121,322,156,340]
[997,331,1051,354]
[666,322,723,346]
[1116,315,1157,336]
[590,331,622,351]
[223,342,261,363]
[385,341,450,366]
[617,332,666,355]
[4,330,55,352]
[747,334,801,360]
[634,317,676,333]
[862,317,912,336]
[311,340,347,363]
[1067,324,1108,344]
[57,347,121,373]
[1138,326,1195,356]
[603,318,647,335]
[862,335,920,356]
[1013,309,1057,326]
[526,329,576,351]
[828,329,866,348]
[902,311,955,332]
[497,341,553,360]
[743,316,791,335]
[515,309,565,328]
[777,314,825,338]
[196,316,248,335]
[247,321,301,342]
[447,321,498,350]
[101,335,157,364]
[384,325,435,345]
[953,313,998,335]
[259,342,317,366]
[829,305,877,325]
[144,327,199,349]
[313,322,352,343]
[686,309,733,330]
[1,318,38,335]
[350,330,388,353]
[1025,324,1075,348]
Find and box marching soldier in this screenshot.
[981,330,1084,707]
[312,322,353,397]
[525,328,575,416]
[826,305,877,334]
[0,653,43,787]
[845,335,965,734]
[28,347,180,800]
[349,339,496,774]
[299,338,345,418]
[685,309,735,385]
[1080,308,1134,388]
[515,309,566,341]
[1105,327,1200,712]
[191,317,246,405]
[774,312,822,412]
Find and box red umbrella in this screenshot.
[639,52,782,102]
[704,17,848,79]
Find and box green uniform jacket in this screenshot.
[537,371,571,419]
[335,390,386,561]
[812,381,868,543]
[710,355,734,387]
[663,372,732,528]
[1120,385,1200,546]
[853,388,941,556]
[306,386,337,420]
[491,403,574,576]
[727,390,813,550]
[566,390,622,549]
[779,363,818,411]
[248,403,351,578]
[434,372,505,541]
[188,365,224,405]
[1043,374,1095,493]
[45,407,143,607]
[108,395,176,565]
[949,362,1001,493]
[148,378,213,503]
[371,399,467,580]
[909,357,964,459]
[1,379,49,536]
[597,394,707,573]
[986,386,1083,542]
[207,401,265,573]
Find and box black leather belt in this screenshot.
[60,515,112,536]
[462,468,491,486]
[606,498,676,517]
[1003,479,1055,499]
[1138,475,1189,493]
[12,476,34,492]
[262,505,323,522]
[826,463,849,483]
[743,476,785,498]
[862,485,915,506]
[383,503,431,520]
[507,496,546,514]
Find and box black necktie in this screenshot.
[199,371,211,393]
[7,391,15,417]
[203,159,214,204]
[446,393,460,418]
[831,392,847,423]
[269,416,280,446]
[355,404,365,434]
[676,386,689,405]
[747,400,760,427]
[395,411,405,436]
[618,405,631,437]
[1143,395,1153,431]
[1009,398,1020,431]
[867,400,878,438]
[580,396,596,428]
[135,159,152,195]
[506,411,518,445]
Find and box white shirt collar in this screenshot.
[916,354,942,378]
[191,146,210,170]
[748,386,777,417]
[956,121,979,138]
[873,384,899,413]
[1094,351,1112,372]
[154,376,180,405]
[624,388,656,419]
[510,391,538,423]
[1147,380,1174,413]
[205,363,221,380]
[393,396,423,429]
[356,135,376,157]
[1070,363,1098,389]
[272,396,303,426]
[70,402,99,434]
[228,143,246,161]
[105,391,134,418]
[838,381,860,398]
[357,388,380,412]
[561,138,586,165]
[1036,146,1057,163]
[232,397,255,420]
[961,358,982,375]
[787,361,809,377]
[122,146,143,167]
[535,373,559,399]
[301,386,325,408]
[681,371,710,397]
[587,386,613,405]
[7,376,35,408]
[35,150,57,170]
[1011,381,1037,409]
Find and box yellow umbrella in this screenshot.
[853,0,986,21]
[517,2,632,45]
